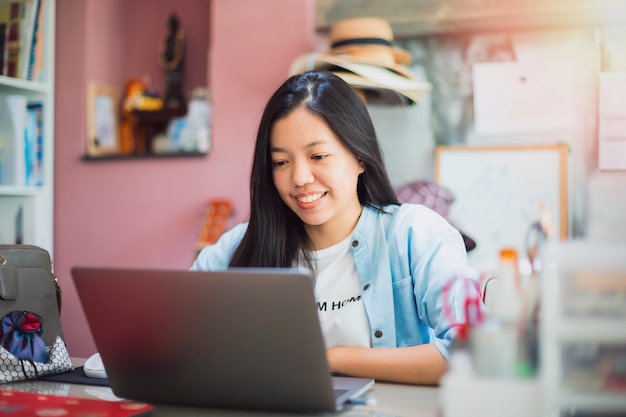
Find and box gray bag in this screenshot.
[0,244,64,346]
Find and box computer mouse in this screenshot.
[84,352,108,379]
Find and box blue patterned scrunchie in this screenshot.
[0,311,49,363]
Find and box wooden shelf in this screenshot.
[316,0,626,37]
[81,151,207,161]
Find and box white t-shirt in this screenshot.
[311,235,371,349]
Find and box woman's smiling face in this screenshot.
[270,106,364,246]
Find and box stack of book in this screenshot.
[0,95,44,187]
[0,0,46,81]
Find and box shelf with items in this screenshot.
[83,77,211,160]
[0,0,50,82]
[81,150,207,161]
[0,193,51,245]
[540,241,626,416]
[0,0,54,253]
[83,102,207,161]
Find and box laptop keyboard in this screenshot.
[334,388,348,398]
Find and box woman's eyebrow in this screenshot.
[270,145,286,153]
[271,140,327,153]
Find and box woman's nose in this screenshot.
[291,161,314,186]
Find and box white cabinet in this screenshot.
[540,241,626,416]
[0,0,55,253]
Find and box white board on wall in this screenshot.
[435,144,569,273]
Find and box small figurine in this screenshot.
[159,13,186,109]
[119,78,164,154]
[167,87,211,153]
[122,78,163,112]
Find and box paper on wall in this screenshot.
[598,72,626,171]
[472,61,576,136]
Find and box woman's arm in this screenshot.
[326,343,447,385]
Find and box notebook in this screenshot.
[71,267,374,412]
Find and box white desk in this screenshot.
[150,382,439,417]
[1,360,440,417]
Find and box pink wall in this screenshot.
[55,0,314,357]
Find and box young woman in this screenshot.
[191,71,480,385]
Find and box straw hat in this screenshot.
[327,17,412,67]
[289,17,431,105]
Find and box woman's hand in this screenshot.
[326,344,448,385]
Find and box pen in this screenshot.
[347,397,377,406]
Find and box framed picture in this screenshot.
[87,82,120,156]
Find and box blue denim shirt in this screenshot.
[191,204,479,360]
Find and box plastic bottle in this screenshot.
[491,248,523,321]
[472,248,530,377]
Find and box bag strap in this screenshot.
[53,274,62,314]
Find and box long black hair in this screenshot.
[229,71,399,268]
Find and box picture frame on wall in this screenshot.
[87,82,120,156]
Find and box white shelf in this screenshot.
[560,390,626,412]
[556,319,626,342]
[0,75,51,94]
[0,0,55,254]
[0,185,50,196]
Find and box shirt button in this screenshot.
[363,283,370,291]
[351,240,359,247]
[374,330,383,338]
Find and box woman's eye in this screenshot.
[312,154,328,161]
[273,160,287,168]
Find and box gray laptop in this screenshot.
[72,267,374,412]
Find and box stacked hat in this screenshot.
[289,17,431,105]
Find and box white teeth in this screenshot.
[298,193,324,203]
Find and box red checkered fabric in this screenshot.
[395,181,455,219]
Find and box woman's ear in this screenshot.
[358,162,365,174]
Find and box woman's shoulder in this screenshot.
[397,202,446,220]
[378,204,466,253]
[367,203,457,237]
[191,222,248,270]
[366,203,446,223]
[222,222,248,239]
